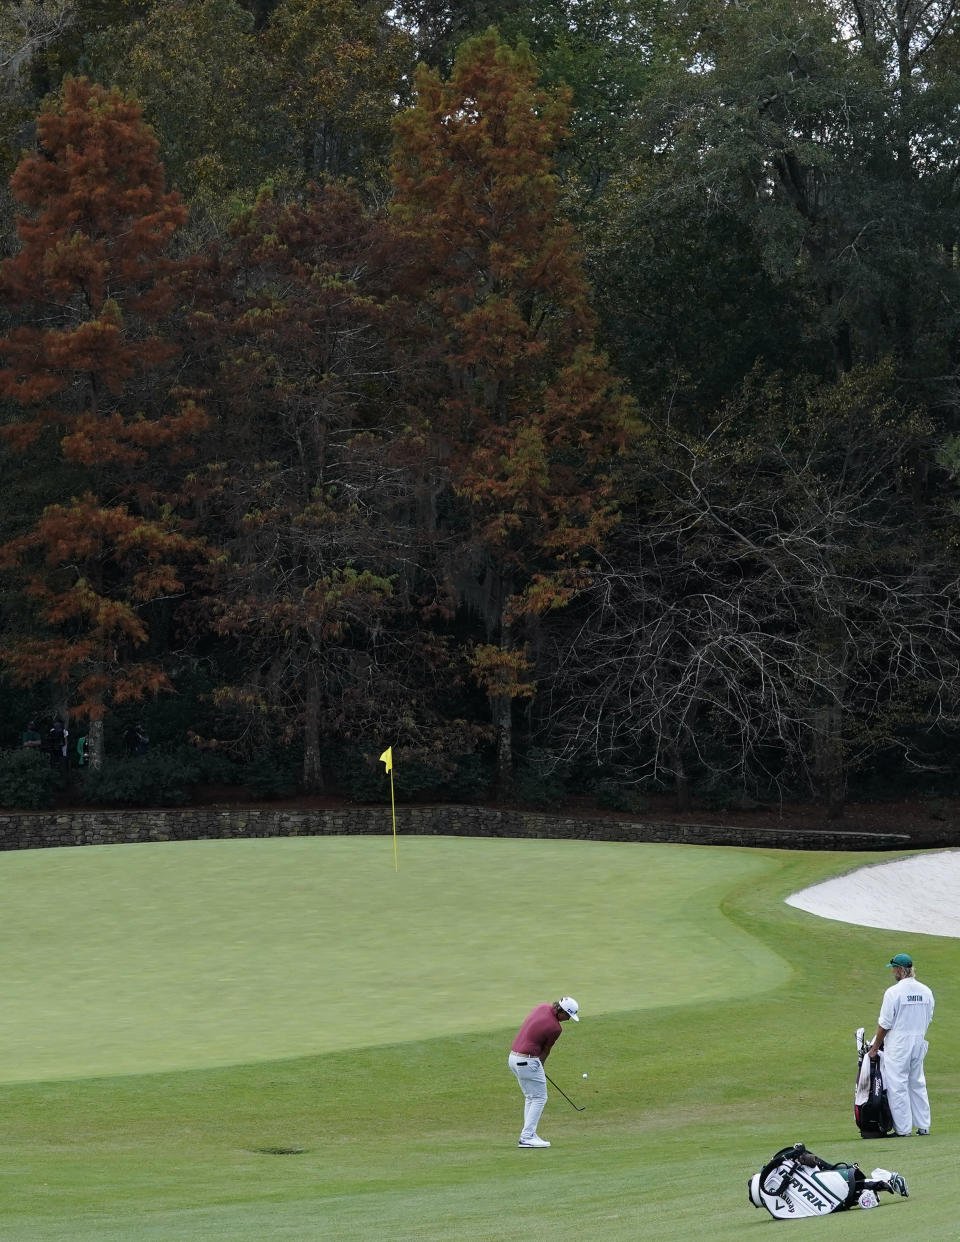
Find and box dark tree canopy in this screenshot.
[2,7,960,814]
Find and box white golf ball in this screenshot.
[582,1073,588,1078]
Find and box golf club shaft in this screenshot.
[545,1072,586,1111]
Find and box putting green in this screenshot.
[0,836,789,1082]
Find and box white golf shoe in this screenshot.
[518,1136,551,1148]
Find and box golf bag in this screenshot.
[855,1026,893,1138]
[747,1144,904,1219]
[748,1144,861,1218]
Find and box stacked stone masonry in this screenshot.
[0,806,916,851]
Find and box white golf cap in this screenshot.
[558,996,580,1021]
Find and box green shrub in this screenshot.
[189,748,245,784]
[0,678,47,750]
[327,746,493,803]
[79,751,201,807]
[242,752,298,800]
[326,745,389,802]
[510,751,569,809]
[392,754,446,797]
[591,779,650,815]
[0,749,59,809]
[444,754,492,802]
[696,778,762,812]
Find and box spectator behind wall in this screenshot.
[45,718,68,771]
[122,723,149,757]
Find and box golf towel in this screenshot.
[855,1053,872,1105]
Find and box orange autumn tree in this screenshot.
[0,78,207,767]
[391,30,638,787]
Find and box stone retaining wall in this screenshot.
[0,805,917,851]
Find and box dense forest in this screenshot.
[3,0,960,814]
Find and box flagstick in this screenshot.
[389,765,398,872]
[379,747,398,871]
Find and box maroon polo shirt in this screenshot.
[511,1003,563,1061]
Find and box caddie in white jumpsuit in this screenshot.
[867,952,934,1137]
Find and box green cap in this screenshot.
[887,953,912,968]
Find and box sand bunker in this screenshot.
[786,850,960,937]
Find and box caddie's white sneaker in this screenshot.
[916,1128,929,1135]
[518,1136,551,1148]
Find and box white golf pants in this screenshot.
[884,1040,931,1135]
[508,1051,548,1142]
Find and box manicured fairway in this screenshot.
[1,835,958,1241]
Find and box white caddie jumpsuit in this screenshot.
[878,975,935,1135]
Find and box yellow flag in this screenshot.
[379,747,393,773]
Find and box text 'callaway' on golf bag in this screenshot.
[747,1144,908,1219]
[855,1026,893,1139]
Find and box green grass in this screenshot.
[0,836,957,1240]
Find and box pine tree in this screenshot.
[391,30,638,787]
[0,79,207,766]
[187,183,433,789]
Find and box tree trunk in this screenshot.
[813,705,846,818]
[88,717,105,772]
[491,593,516,797]
[302,664,325,793]
[493,690,513,797]
[667,742,692,813]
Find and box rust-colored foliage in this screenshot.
[196,181,416,454]
[0,77,190,463]
[0,79,207,722]
[392,32,634,594]
[391,31,637,722]
[0,495,206,715]
[186,183,440,774]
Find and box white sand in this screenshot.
[786,850,960,938]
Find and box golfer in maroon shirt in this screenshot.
[508,997,579,1147]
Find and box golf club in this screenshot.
[545,1072,586,1111]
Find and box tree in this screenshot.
[0,78,207,766]
[0,0,74,95]
[0,0,75,138]
[835,0,960,101]
[391,30,638,787]
[262,0,412,184]
[187,183,458,788]
[504,0,687,193]
[594,0,960,421]
[0,0,76,247]
[395,0,688,202]
[81,0,279,229]
[394,0,526,69]
[541,366,960,813]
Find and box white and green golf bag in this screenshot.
[748,1144,904,1219]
